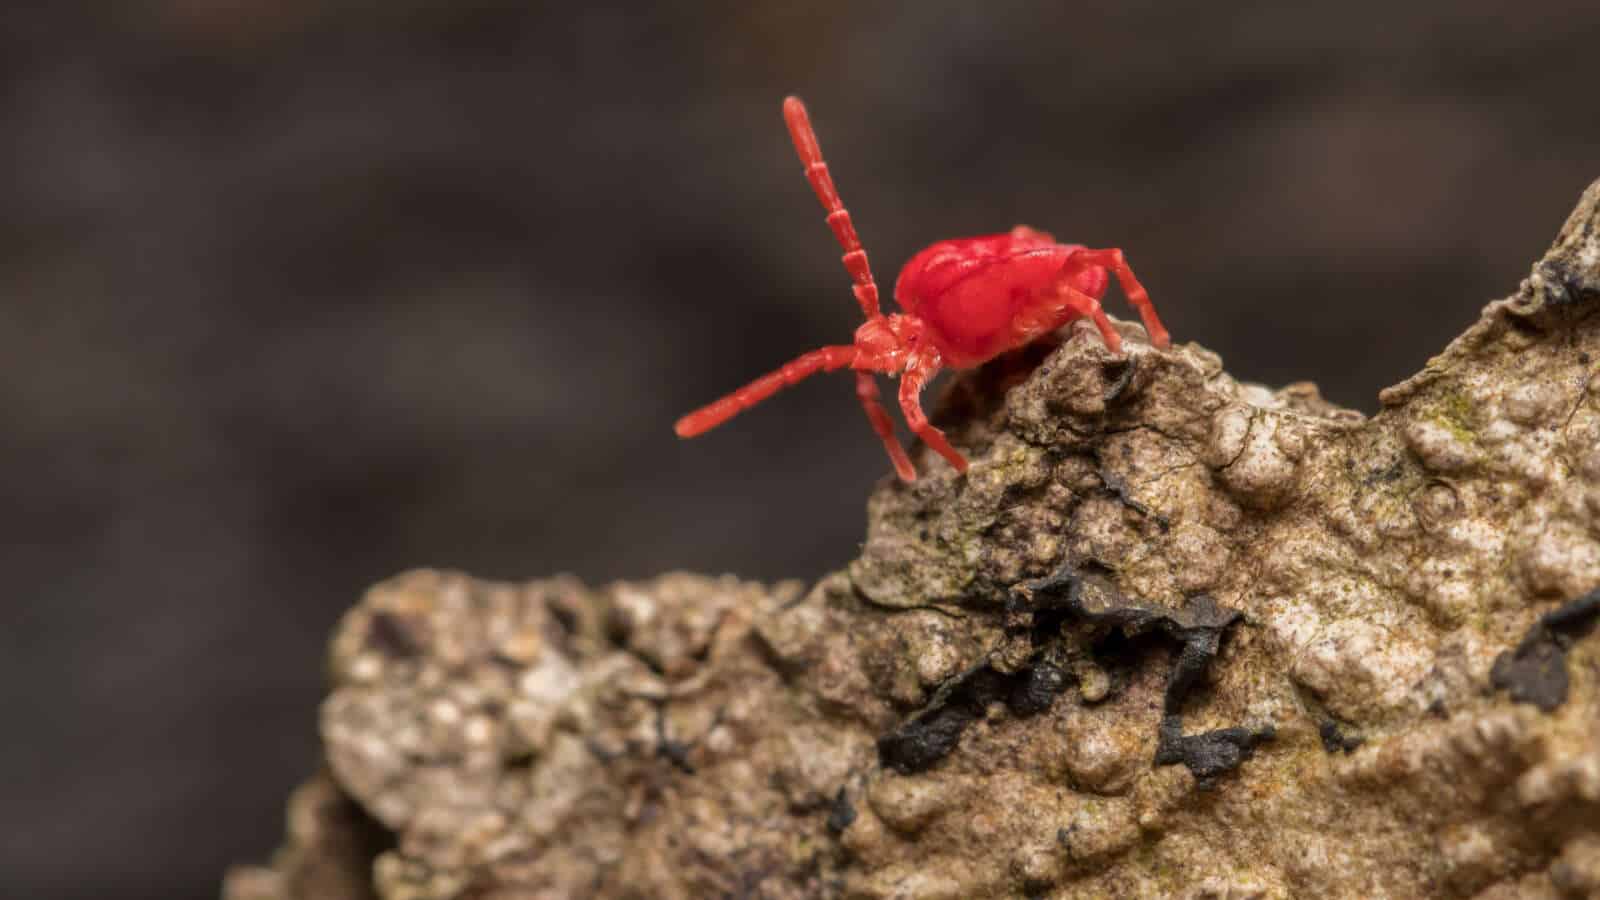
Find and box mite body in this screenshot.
[896,232,1119,367]
[675,97,1171,482]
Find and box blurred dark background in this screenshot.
[1,2,1595,897]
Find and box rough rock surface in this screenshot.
[227,179,1600,899]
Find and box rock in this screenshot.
[227,178,1600,899]
[222,772,389,900]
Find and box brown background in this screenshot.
[1,2,1596,897]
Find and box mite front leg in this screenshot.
[1069,248,1170,349]
[675,345,859,437]
[856,372,916,482]
[898,352,968,475]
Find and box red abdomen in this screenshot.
[894,233,1103,367]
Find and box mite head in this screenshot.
[852,314,925,373]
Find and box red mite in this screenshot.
[675,97,1171,482]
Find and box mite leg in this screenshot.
[1067,248,1170,348]
[784,97,882,320]
[675,345,858,437]
[857,372,916,482]
[1053,284,1123,354]
[898,352,969,474]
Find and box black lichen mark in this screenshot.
[1361,458,1406,487]
[1318,719,1363,754]
[1009,659,1070,715]
[1538,258,1600,307]
[826,786,857,834]
[1491,587,1600,712]
[1103,355,1138,404]
[1016,562,1272,788]
[656,731,695,774]
[582,738,620,766]
[1015,564,1239,698]
[652,703,726,774]
[875,563,1262,777]
[876,649,1074,775]
[1154,717,1274,789]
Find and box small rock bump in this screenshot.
[1404,418,1478,472]
[1579,445,1600,483]
[1075,661,1112,703]
[1057,802,1141,866]
[1271,418,1309,460]
[1165,521,1232,593]
[1518,522,1600,598]
[1011,841,1064,891]
[866,773,962,834]
[1437,822,1505,889]
[771,725,855,810]
[1551,833,1600,897]
[1204,405,1252,469]
[1214,411,1299,510]
[1503,381,1563,426]
[1047,712,1146,795]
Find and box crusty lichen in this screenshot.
[229,178,1600,900]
